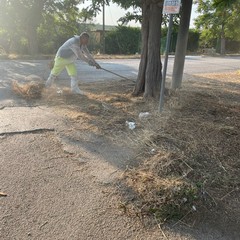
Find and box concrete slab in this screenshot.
[0,107,61,134]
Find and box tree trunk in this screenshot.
[26,25,39,55]
[26,0,46,55]
[133,1,150,96]
[220,24,226,55]
[133,0,163,99]
[171,0,192,89]
[144,2,162,98]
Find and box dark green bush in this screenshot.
[105,26,141,54]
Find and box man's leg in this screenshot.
[45,57,67,87]
[70,76,84,94]
[65,63,84,95]
[45,74,57,87]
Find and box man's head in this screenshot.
[80,32,90,45]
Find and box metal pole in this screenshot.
[102,1,105,54]
[159,14,174,112]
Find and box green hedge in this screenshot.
[105,26,141,55]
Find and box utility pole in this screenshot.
[102,1,105,54]
[159,0,181,112]
[171,0,193,89]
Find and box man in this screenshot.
[46,32,101,94]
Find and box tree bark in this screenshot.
[133,0,163,99]
[26,25,39,55]
[133,1,150,96]
[220,23,226,55]
[144,2,162,98]
[171,0,192,90]
[26,0,46,55]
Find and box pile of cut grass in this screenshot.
[12,80,45,99]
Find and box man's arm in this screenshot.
[81,46,101,69]
[72,46,89,63]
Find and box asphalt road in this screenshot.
[0,55,239,108]
[0,55,239,83]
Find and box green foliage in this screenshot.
[112,0,141,9]
[105,26,141,54]
[213,0,238,8]
[38,1,93,55]
[187,29,200,52]
[161,27,200,53]
[224,39,238,53]
[194,0,240,51]
[153,185,198,221]
[0,28,10,54]
[0,0,96,55]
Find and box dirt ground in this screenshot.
[0,70,239,239]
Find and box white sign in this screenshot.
[163,0,181,14]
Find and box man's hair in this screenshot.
[80,32,90,39]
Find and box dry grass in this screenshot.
[12,81,45,99]
[24,71,239,226]
[118,72,240,224]
[60,71,238,225]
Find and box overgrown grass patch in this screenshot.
[37,72,239,226]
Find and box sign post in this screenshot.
[159,0,181,112]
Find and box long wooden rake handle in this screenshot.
[100,67,130,81]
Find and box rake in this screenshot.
[100,67,133,81]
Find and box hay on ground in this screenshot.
[12,80,45,99]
